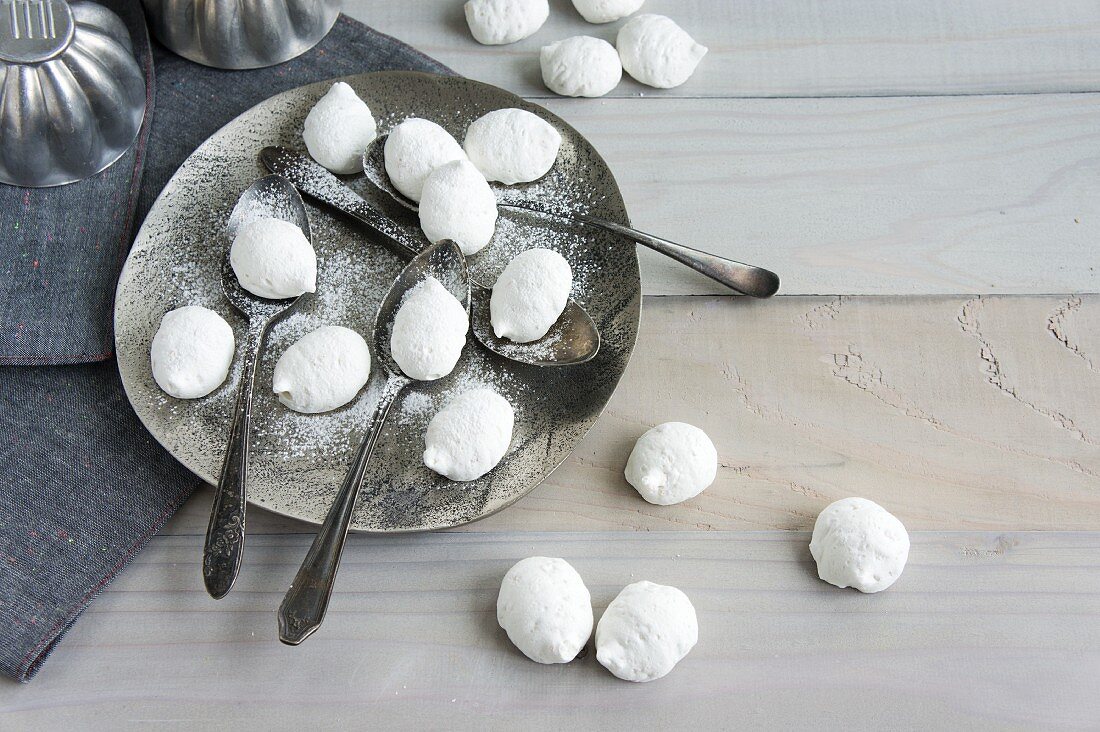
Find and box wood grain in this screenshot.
[347,0,1100,98]
[352,6,1100,296]
[2,531,1098,729]
[6,4,1098,723]
[160,294,1100,536]
[538,93,1100,295]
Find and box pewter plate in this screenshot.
[115,71,640,532]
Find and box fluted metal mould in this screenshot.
[0,0,146,187]
[141,0,339,70]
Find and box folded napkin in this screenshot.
[0,8,452,682]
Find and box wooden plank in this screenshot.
[2,531,1098,729]
[161,294,1100,536]
[347,0,1100,98]
[539,93,1100,295]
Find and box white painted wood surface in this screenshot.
[360,0,1100,296]
[538,94,1100,295]
[3,2,1099,728]
[3,531,1099,730]
[359,0,1100,98]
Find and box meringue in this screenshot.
[384,118,467,203]
[423,388,514,481]
[464,0,549,45]
[540,36,622,98]
[418,159,498,256]
[572,0,644,23]
[596,580,698,682]
[302,81,378,174]
[390,276,469,381]
[809,497,910,594]
[617,14,707,89]
[490,248,572,342]
[272,326,371,413]
[150,306,235,399]
[229,217,316,300]
[497,557,593,664]
[624,422,717,505]
[464,108,561,185]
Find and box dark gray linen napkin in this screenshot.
[0,11,452,682]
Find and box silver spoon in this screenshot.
[277,240,470,645]
[259,146,600,367]
[364,135,781,299]
[204,175,311,599]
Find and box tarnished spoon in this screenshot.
[204,175,310,600]
[364,134,780,299]
[278,240,470,645]
[259,146,600,367]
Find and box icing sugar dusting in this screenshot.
[116,74,637,531]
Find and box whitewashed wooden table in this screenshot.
[4,1,1100,728]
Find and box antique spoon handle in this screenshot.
[580,215,780,299]
[259,146,419,259]
[277,377,406,645]
[501,202,781,299]
[203,319,267,599]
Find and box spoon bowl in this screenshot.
[204,175,310,600]
[363,134,419,213]
[220,175,310,319]
[373,238,472,375]
[469,294,599,367]
[278,240,470,645]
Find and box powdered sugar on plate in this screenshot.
[114,72,639,532]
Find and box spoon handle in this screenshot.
[317,189,419,260]
[502,202,780,298]
[203,320,267,599]
[585,215,781,298]
[277,377,406,645]
[259,146,419,260]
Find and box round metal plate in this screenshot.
[114,71,640,532]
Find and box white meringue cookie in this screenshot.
[150,306,235,400]
[463,108,561,185]
[418,159,498,256]
[390,276,469,381]
[617,14,707,89]
[302,81,378,174]
[423,388,514,481]
[464,0,549,45]
[497,557,593,664]
[624,422,717,505]
[540,36,623,98]
[596,580,698,682]
[272,326,371,414]
[229,217,316,300]
[809,497,910,594]
[571,0,644,23]
[490,248,572,342]
[384,118,467,203]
